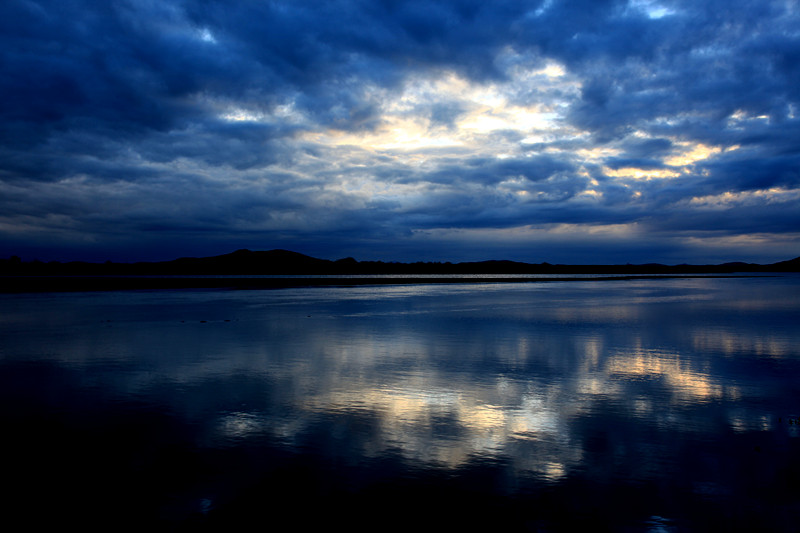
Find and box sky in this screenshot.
[2,0,799,264]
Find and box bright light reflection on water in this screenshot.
[1,275,800,530]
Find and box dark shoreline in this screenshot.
[0,273,778,293]
[3,248,797,293]
[4,248,799,279]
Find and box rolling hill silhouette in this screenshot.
[1,249,798,292]
[2,248,799,276]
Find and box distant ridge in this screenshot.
[1,249,799,275]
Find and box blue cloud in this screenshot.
[0,0,798,264]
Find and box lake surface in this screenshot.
[2,276,799,530]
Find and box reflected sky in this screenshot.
[2,276,800,529]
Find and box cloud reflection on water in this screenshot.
[2,277,800,527]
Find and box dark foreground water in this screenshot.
[2,276,800,531]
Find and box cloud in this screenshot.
[0,0,798,263]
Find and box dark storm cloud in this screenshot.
[617,137,673,159]
[704,153,800,193]
[524,0,800,144]
[1,0,799,263]
[421,155,576,186]
[135,121,299,170]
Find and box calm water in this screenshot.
[2,276,799,530]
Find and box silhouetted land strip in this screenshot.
[1,249,798,292]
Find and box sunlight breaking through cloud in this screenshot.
[0,0,798,263]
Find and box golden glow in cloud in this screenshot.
[689,188,800,207]
[598,141,740,181]
[664,143,723,166]
[299,64,576,157]
[304,116,463,151]
[603,167,681,179]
